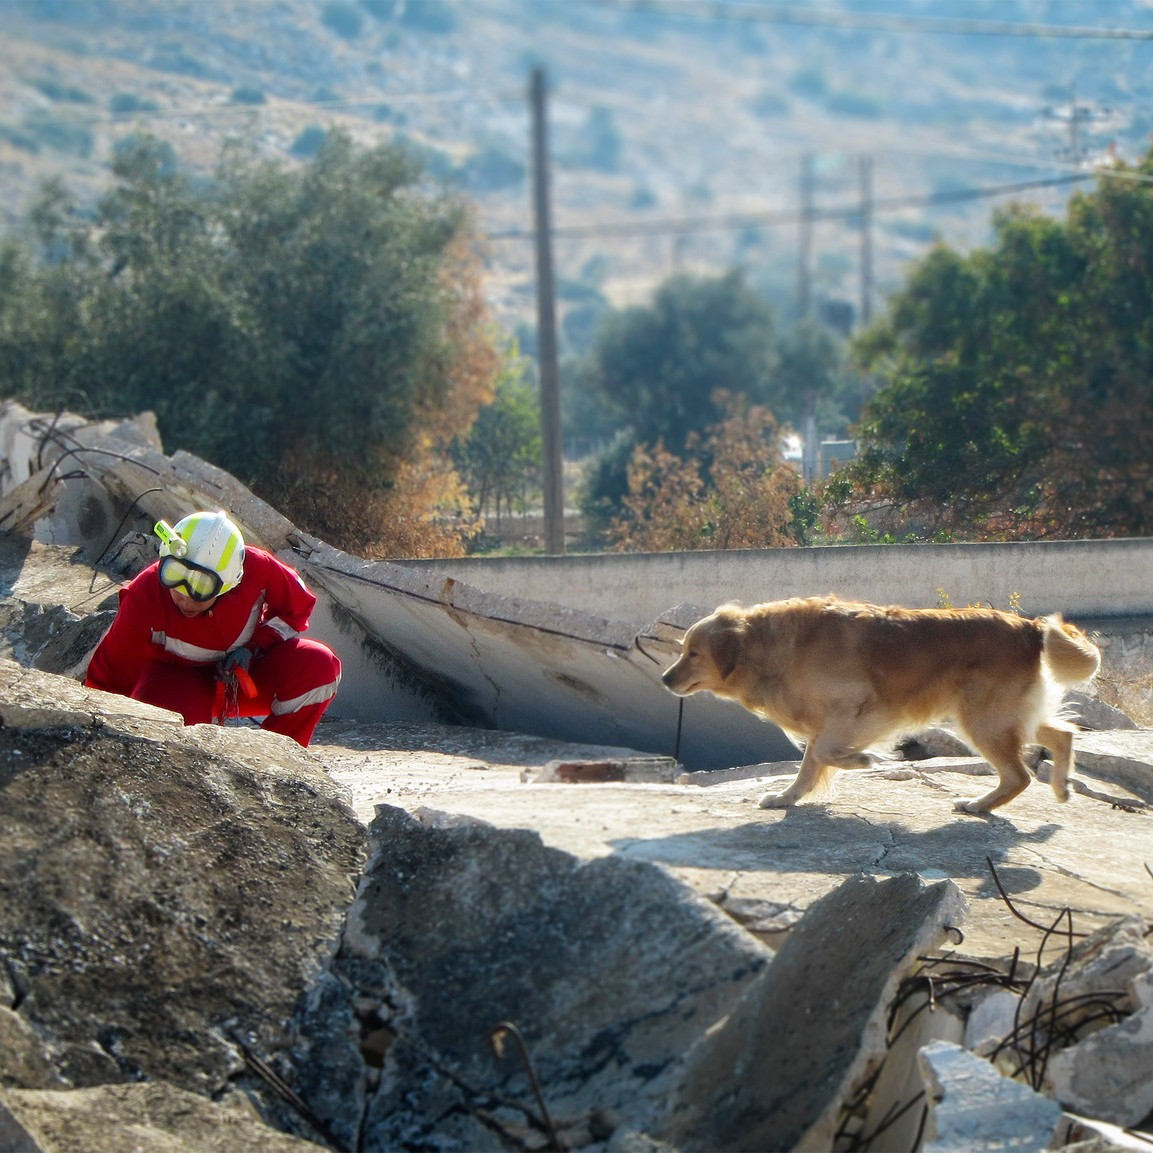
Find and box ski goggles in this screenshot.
[158,554,225,602]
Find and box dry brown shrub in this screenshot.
[610,391,802,552]
[266,232,500,558]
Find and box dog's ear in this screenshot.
[710,621,743,680]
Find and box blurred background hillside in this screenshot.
[4,0,1152,556]
[3,0,1148,346]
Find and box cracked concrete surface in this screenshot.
[307,720,1152,962]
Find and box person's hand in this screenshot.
[216,647,252,680]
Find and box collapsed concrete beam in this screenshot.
[0,401,300,557]
[283,803,776,1151]
[666,872,969,1152]
[302,545,800,768]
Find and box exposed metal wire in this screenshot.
[489,1021,561,1152]
[230,1029,349,1152]
[985,855,1088,939]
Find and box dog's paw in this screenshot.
[953,797,993,816]
[758,790,795,809]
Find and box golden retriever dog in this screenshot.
[661,595,1101,814]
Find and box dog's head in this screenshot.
[661,605,746,698]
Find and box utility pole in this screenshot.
[797,152,816,484]
[1045,84,1113,165]
[529,66,565,555]
[796,151,814,322]
[858,154,873,329]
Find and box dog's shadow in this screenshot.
[608,804,1061,891]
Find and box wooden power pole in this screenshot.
[859,154,873,328]
[798,152,816,483]
[796,151,814,322]
[530,66,565,555]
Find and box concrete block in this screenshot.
[963,989,1023,1057]
[919,1040,1062,1152]
[669,872,969,1152]
[1043,1003,1153,1127]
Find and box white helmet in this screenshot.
[155,510,246,597]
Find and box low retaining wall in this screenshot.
[409,538,1153,628]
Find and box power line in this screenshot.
[591,0,1153,40]
[14,86,525,129]
[484,171,1094,242]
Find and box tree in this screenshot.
[770,318,859,438]
[452,345,542,525]
[843,154,1153,540]
[609,392,802,552]
[583,270,779,455]
[0,132,500,555]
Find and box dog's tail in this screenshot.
[1041,616,1101,685]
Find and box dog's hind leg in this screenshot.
[1036,722,1075,803]
[954,728,1032,814]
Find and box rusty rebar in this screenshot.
[489,1021,561,1152]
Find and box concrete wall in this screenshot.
[405,538,1153,628]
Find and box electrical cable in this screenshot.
[588,0,1153,41]
[484,171,1096,242]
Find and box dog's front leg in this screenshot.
[759,741,836,808]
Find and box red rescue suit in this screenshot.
[85,547,341,746]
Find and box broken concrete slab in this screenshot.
[1045,1003,1153,1128]
[281,804,775,1152]
[310,722,1153,964]
[667,873,968,1152]
[0,1100,42,1153]
[0,401,299,558]
[1053,1112,1153,1151]
[850,980,965,1153]
[1073,732,1153,804]
[302,544,800,769]
[1016,916,1153,1128]
[1064,691,1140,732]
[918,1040,1064,1153]
[0,1082,323,1153]
[0,660,365,1099]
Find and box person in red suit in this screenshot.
[85,510,341,747]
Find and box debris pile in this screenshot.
[1,401,1151,1150]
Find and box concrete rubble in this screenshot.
[1,401,1152,1151]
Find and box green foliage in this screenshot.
[847,151,1153,539]
[770,317,857,434]
[452,346,541,522]
[581,270,779,454]
[322,1,364,39]
[565,107,621,174]
[826,90,884,119]
[0,124,40,154]
[459,143,524,192]
[23,109,93,156]
[399,0,458,34]
[229,86,266,106]
[359,0,394,20]
[290,124,327,157]
[577,429,637,543]
[0,131,493,547]
[789,67,826,99]
[110,92,159,115]
[31,76,92,103]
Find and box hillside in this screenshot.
[2,0,1151,344]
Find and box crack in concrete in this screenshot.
[1019,847,1137,902]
